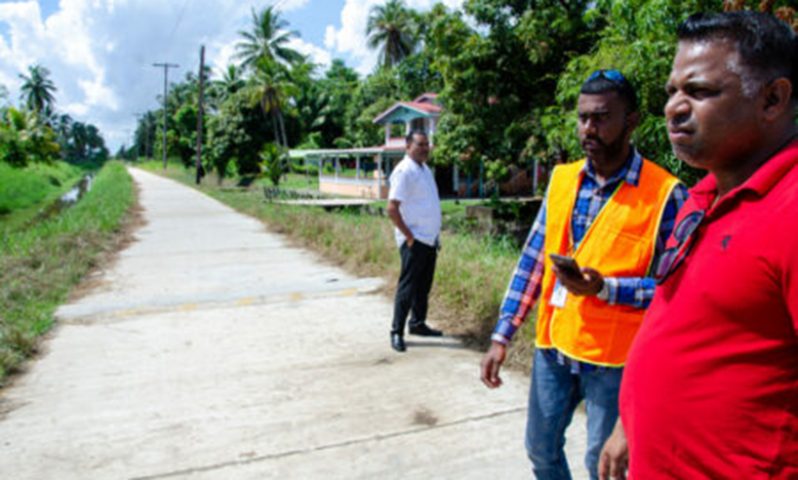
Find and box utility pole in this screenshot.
[152,62,179,169]
[195,46,205,184]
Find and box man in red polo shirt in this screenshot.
[599,11,798,480]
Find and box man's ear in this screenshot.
[625,111,641,131]
[761,77,793,122]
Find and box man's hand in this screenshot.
[552,265,604,296]
[387,199,415,247]
[599,419,629,480]
[480,342,507,388]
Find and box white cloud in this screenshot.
[207,38,240,79]
[0,1,48,76]
[78,75,118,110]
[277,0,311,11]
[63,102,88,117]
[287,37,331,71]
[325,0,465,75]
[0,0,258,149]
[324,24,336,50]
[208,29,332,79]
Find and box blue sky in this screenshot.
[284,1,346,49]
[16,0,349,62]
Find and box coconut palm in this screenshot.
[19,64,57,115]
[366,0,417,69]
[0,107,59,165]
[246,58,297,148]
[235,6,303,70]
[216,64,246,100]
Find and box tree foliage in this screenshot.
[539,0,795,186]
[367,0,419,69]
[426,1,602,182]
[236,6,303,70]
[55,115,109,165]
[129,0,796,188]
[260,142,289,186]
[0,108,59,166]
[1,66,107,168]
[19,64,57,117]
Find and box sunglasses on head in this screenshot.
[654,210,706,285]
[587,69,629,85]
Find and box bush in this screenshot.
[289,158,320,176]
[260,142,289,186]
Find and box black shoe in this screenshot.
[409,323,443,337]
[391,333,406,352]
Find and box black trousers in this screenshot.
[392,241,437,335]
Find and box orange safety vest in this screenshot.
[536,158,680,366]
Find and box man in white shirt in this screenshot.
[387,130,443,352]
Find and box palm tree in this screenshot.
[246,58,297,148]
[70,121,88,159]
[216,64,246,100]
[19,64,57,115]
[1,107,59,165]
[366,0,417,69]
[235,6,303,70]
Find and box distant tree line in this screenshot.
[121,0,796,186]
[0,65,109,168]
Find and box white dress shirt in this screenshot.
[388,155,442,248]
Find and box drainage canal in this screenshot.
[34,174,94,222]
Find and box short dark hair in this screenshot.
[677,11,798,99]
[405,129,427,145]
[580,70,638,112]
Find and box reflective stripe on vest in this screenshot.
[536,158,680,366]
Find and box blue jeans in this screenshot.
[525,349,623,480]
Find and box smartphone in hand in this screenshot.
[549,254,583,279]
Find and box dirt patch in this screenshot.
[0,398,28,421]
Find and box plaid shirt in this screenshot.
[492,151,688,371]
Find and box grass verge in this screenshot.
[0,161,86,233]
[0,161,136,384]
[139,163,537,370]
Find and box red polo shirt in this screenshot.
[620,141,798,479]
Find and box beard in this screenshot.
[582,122,630,165]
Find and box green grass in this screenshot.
[265,172,319,190]
[0,161,84,223]
[0,161,135,383]
[141,163,537,368]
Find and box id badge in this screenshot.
[550,280,568,308]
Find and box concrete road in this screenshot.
[0,168,587,479]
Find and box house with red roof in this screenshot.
[290,93,447,200]
[372,93,442,147]
[289,92,537,199]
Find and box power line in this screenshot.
[165,0,191,55]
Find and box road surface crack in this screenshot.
[128,406,525,479]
